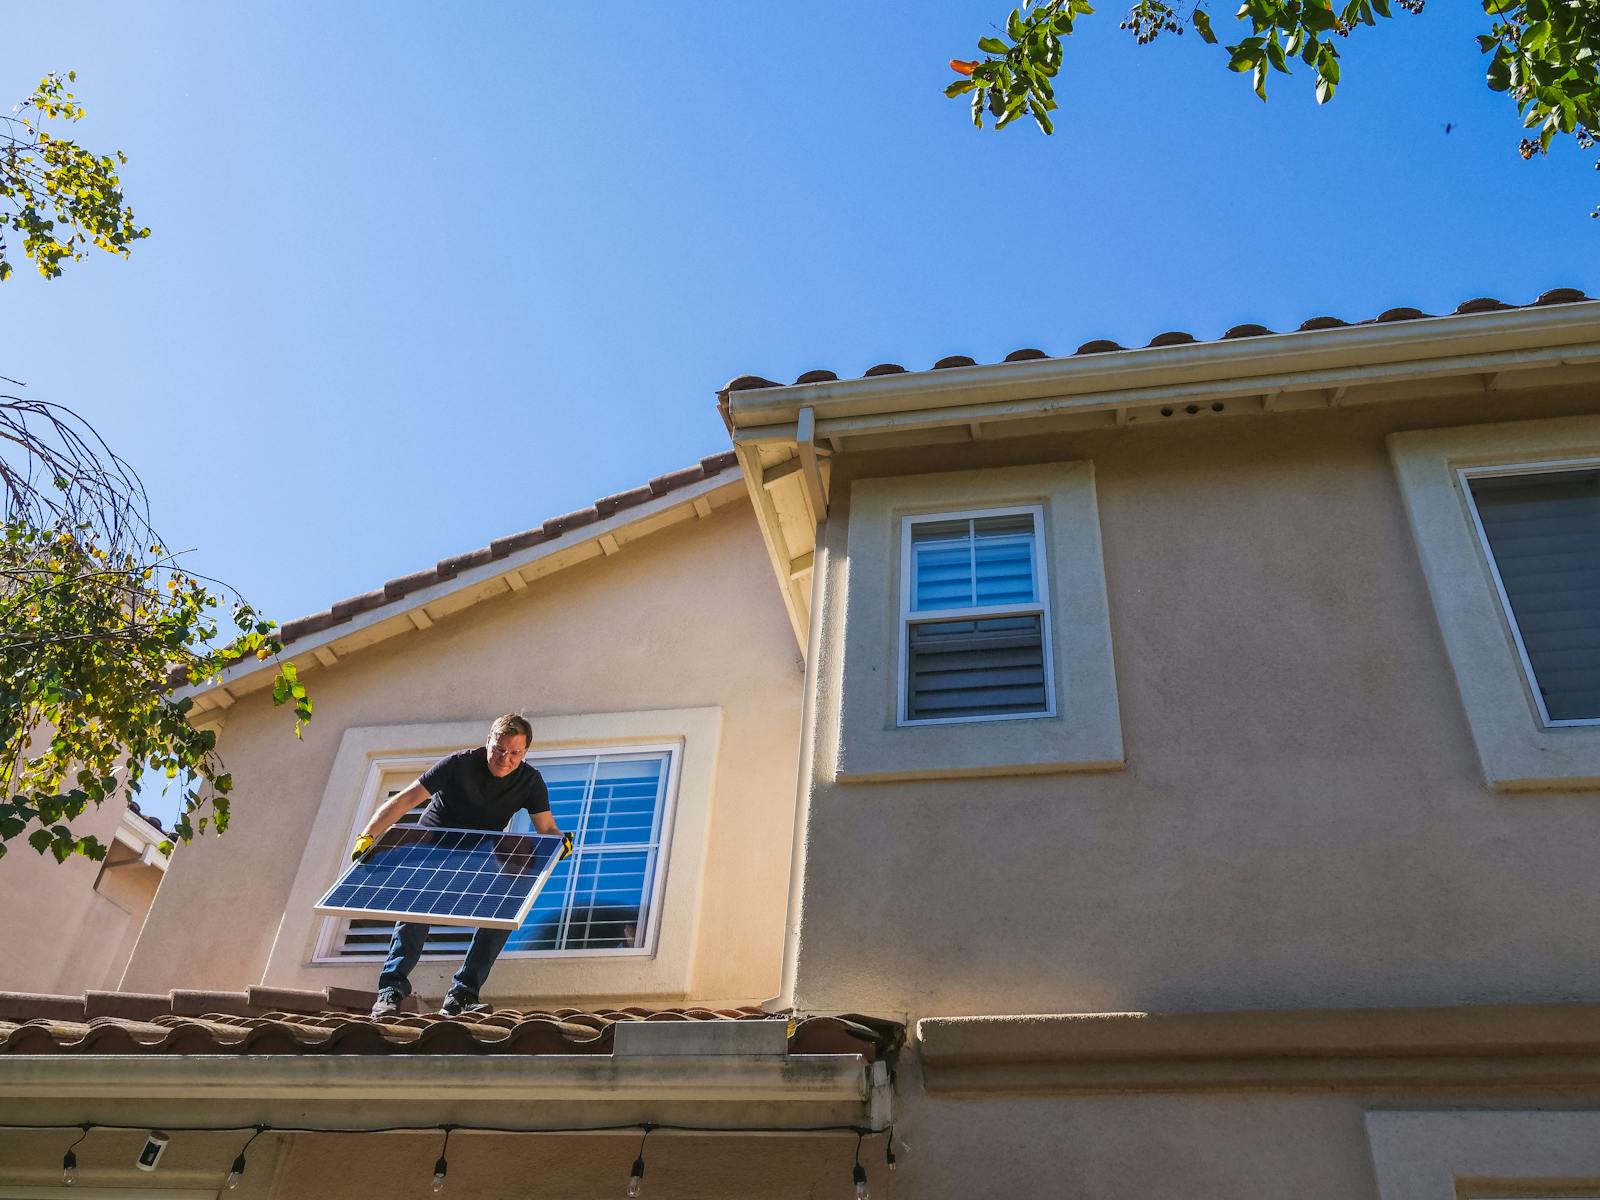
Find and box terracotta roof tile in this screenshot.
[1222,322,1274,339]
[863,363,907,377]
[724,292,1593,391]
[1376,306,1429,323]
[0,988,903,1060]
[265,452,742,650]
[932,355,977,369]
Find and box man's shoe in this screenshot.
[370,988,403,1018]
[438,991,473,1018]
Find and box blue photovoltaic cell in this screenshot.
[315,826,566,930]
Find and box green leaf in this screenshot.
[1193,8,1217,42]
[977,36,1009,54]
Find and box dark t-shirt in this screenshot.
[416,747,550,831]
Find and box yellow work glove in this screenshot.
[559,831,575,860]
[351,834,375,862]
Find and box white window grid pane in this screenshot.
[336,751,670,957]
[911,515,1039,614]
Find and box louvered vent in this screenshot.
[1470,467,1600,723]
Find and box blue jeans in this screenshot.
[377,922,512,1002]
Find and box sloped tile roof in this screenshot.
[718,288,1593,399]
[273,451,740,649]
[0,986,900,1059]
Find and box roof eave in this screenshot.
[182,471,745,710]
[0,1050,874,1131]
[724,301,1600,440]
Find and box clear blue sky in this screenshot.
[4,1,1593,628]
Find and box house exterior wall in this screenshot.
[122,499,803,1007]
[0,797,160,995]
[790,380,1600,1197]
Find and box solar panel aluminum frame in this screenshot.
[314,826,568,931]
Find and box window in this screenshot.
[833,463,1122,782]
[332,748,673,960]
[899,507,1054,725]
[1388,416,1600,790]
[1463,462,1600,726]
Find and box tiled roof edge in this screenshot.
[719,288,1593,393]
[269,451,738,651]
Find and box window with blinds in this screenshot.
[899,507,1054,724]
[1467,465,1600,726]
[334,750,672,959]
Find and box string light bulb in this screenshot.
[431,1126,453,1193]
[851,1130,869,1199]
[224,1126,266,1191]
[626,1123,653,1198]
[62,1125,90,1186]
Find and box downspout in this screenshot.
[765,513,828,1014]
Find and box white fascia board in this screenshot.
[115,809,169,869]
[0,1053,869,1130]
[726,303,1600,436]
[180,474,743,702]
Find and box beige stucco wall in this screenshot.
[784,380,1600,1196]
[122,499,802,1006]
[0,797,161,994]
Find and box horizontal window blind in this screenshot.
[1470,467,1600,722]
[336,751,670,958]
[907,614,1047,720]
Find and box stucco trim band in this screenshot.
[0,1052,870,1130]
[917,1003,1600,1094]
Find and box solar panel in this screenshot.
[315,826,567,930]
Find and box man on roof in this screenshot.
[352,713,569,1018]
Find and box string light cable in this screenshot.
[5,1119,893,1195]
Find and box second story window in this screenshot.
[1464,461,1600,726]
[899,506,1055,725]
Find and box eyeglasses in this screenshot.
[486,741,526,762]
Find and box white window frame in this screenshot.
[1388,414,1600,791]
[311,741,683,964]
[896,504,1056,727]
[1458,455,1600,730]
